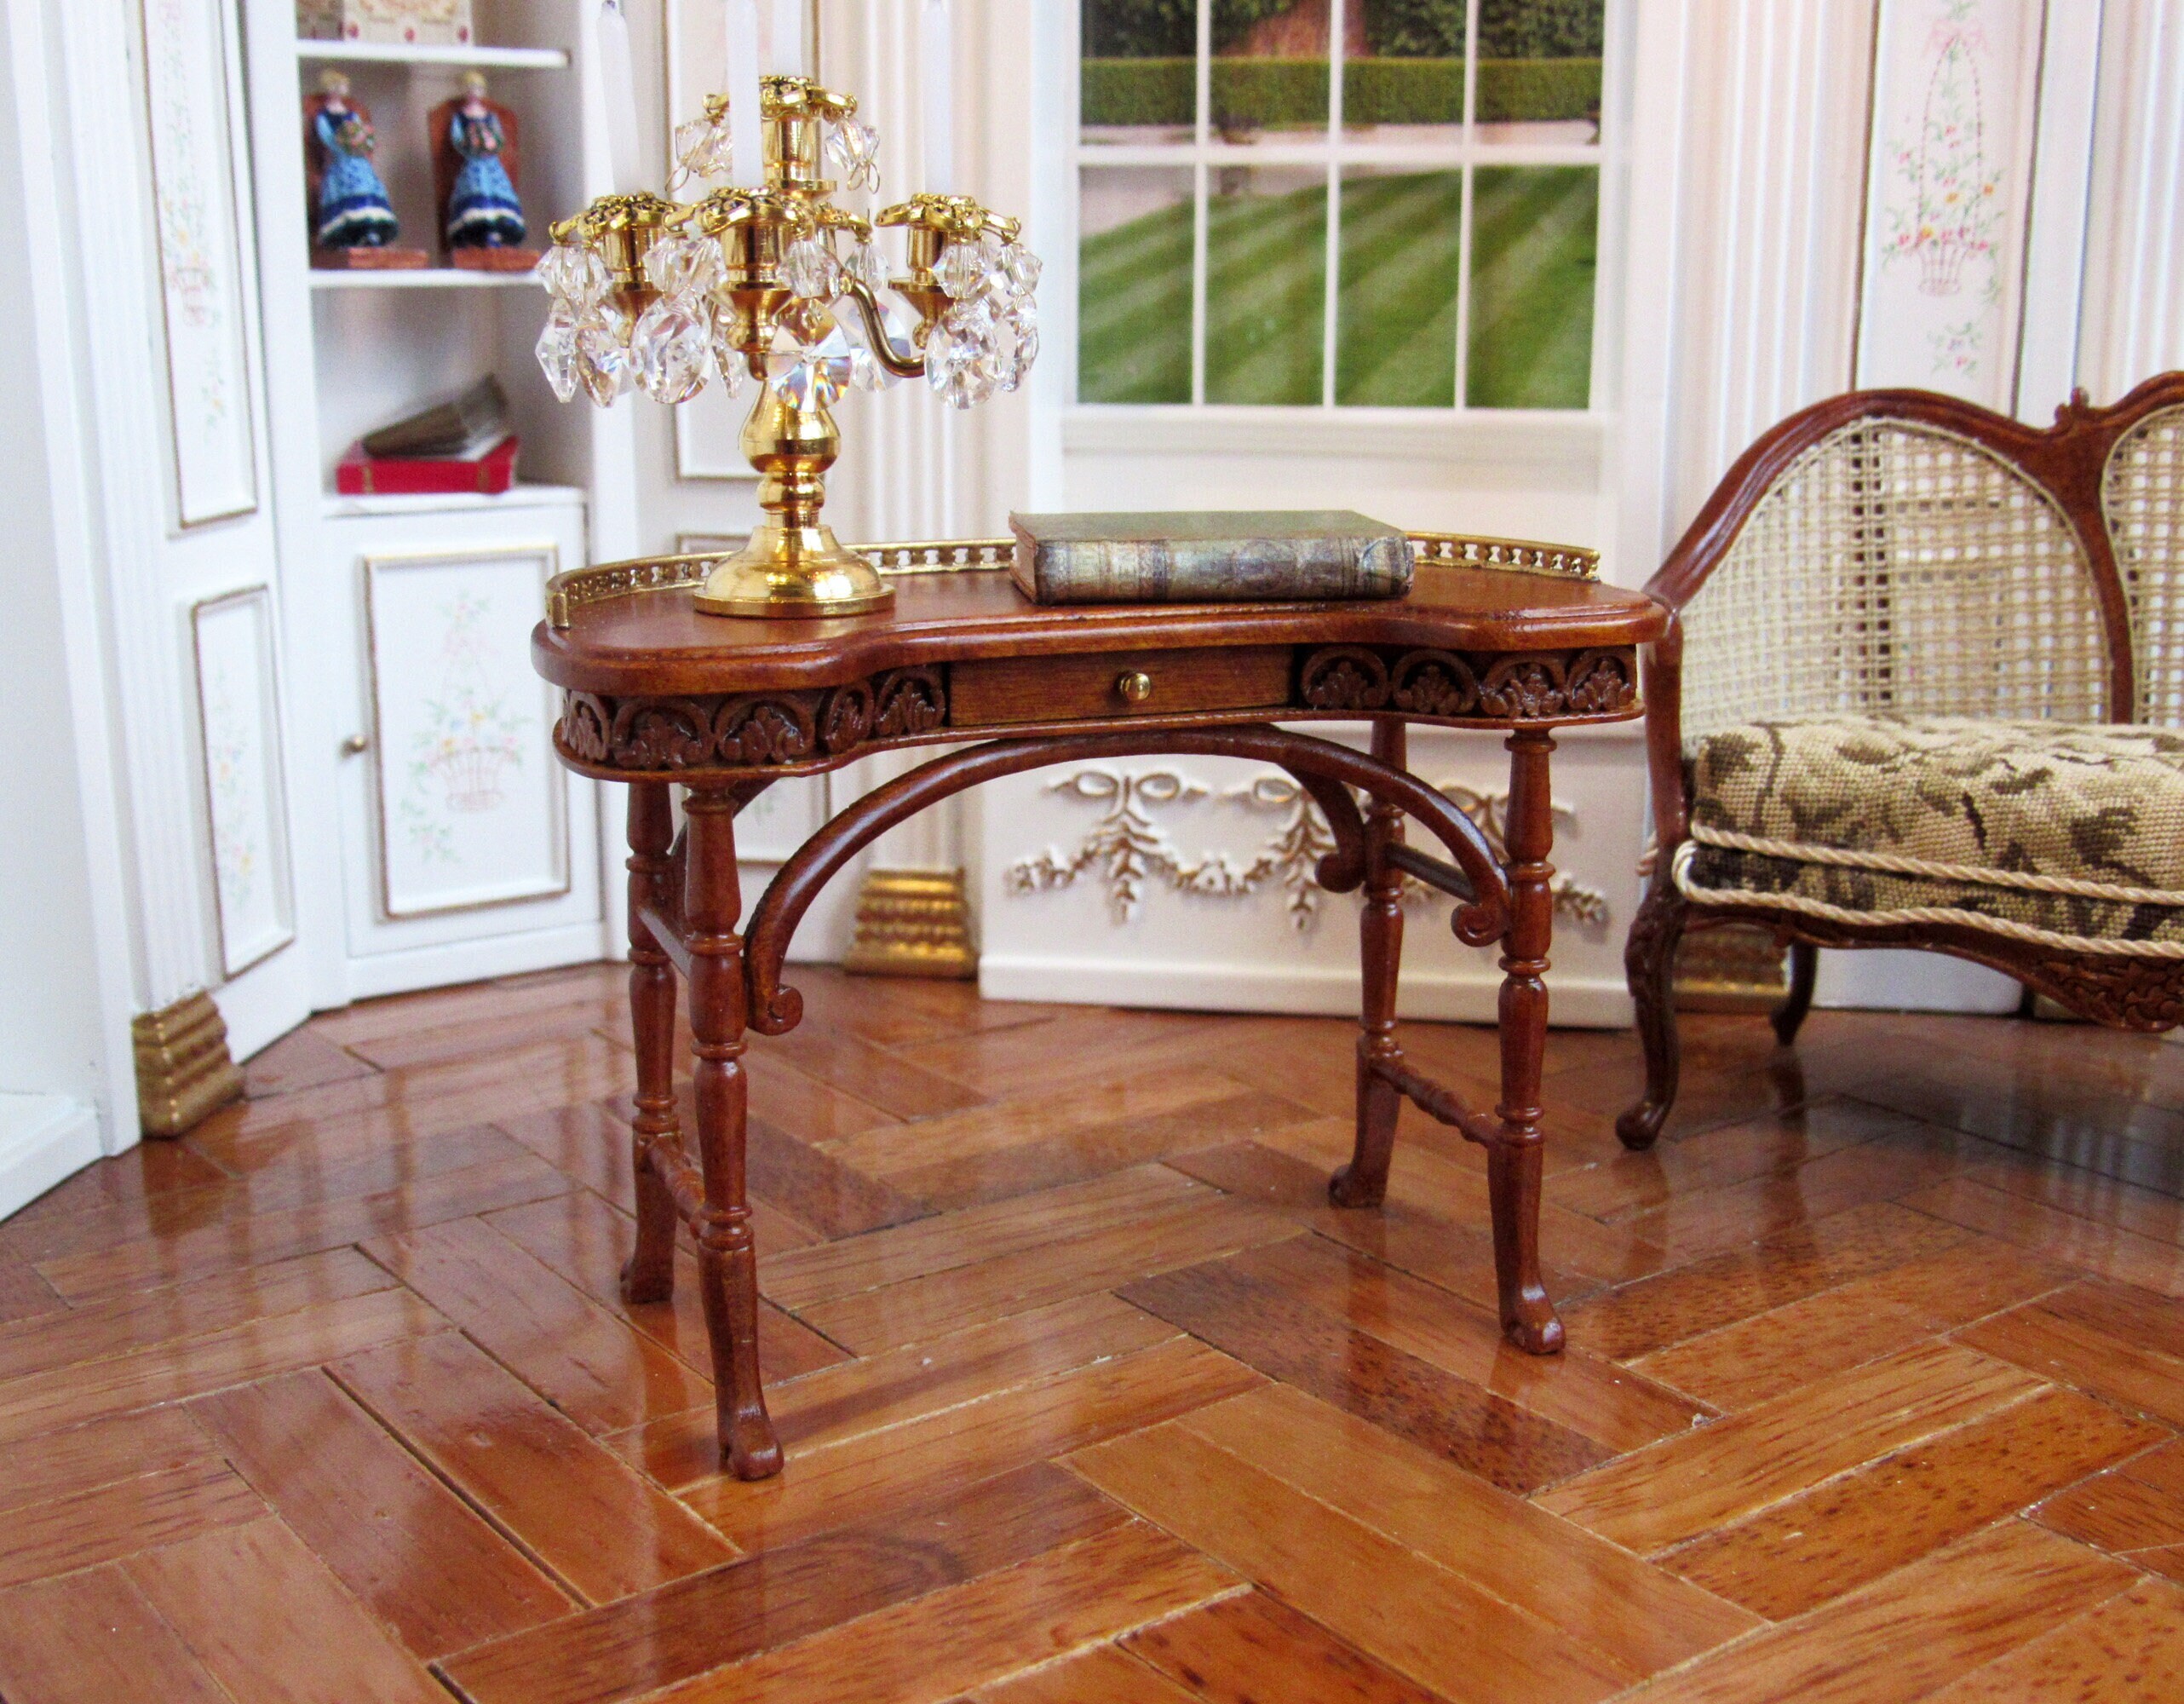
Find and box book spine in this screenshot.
[1026,534,1411,603]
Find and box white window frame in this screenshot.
[1066,0,1624,417]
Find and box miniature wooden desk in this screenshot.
[533,542,1670,1479]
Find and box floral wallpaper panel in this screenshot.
[1854,0,2046,410]
[142,0,260,525]
[193,588,295,976]
[365,549,570,918]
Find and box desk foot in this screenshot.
[723,1408,785,1481]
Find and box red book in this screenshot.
[336,433,520,497]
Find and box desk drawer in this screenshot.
[950,646,1292,728]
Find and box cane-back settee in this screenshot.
[1619,373,2184,1149]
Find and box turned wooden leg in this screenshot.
[1616,875,1688,1152]
[622,784,679,1306]
[1773,940,1818,1045]
[1332,718,1407,1210]
[683,791,782,1481]
[1493,729,1562,1354]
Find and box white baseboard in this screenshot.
[977,957,1635,1028]
[0,1095,103,1221]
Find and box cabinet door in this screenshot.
[326,498,607,999]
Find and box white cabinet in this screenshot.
[241,0,637,1005]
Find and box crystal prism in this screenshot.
[844,239,888,293]
[825,118,881,192]
[1000,240,1043,299]
[535,305,580,403]
[633,299,712,405]
[537,243,610,309]
[773,316,854,408]
[936,237,991,301]
[781,236,842,302]
[647,233,722,300]
[576,308,635,406]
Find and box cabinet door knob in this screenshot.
[1117,671,1154,705]
[342,734,370,757]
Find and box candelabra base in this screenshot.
[693,524,895,619]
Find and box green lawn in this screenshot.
[1079,166,1596,408]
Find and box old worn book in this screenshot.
[1008,510,1414,605]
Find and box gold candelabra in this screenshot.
[536,76,1040,619]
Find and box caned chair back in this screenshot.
[1649,376,2184,749]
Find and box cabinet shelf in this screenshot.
[296,41,570,70]
[309,266,539,291]
[321,481,586,521]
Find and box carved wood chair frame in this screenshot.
[1619,372,2184,1151]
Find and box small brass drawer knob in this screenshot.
[1117,671,1154,705]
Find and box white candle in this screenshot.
[595,0,646,194]
[920,0,952,192]
[770,0,806,77]
[727,0,763,187]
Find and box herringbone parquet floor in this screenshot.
[3,964,2184,1701]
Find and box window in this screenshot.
[1077,0,1606,410]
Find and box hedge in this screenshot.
[1083,0,1602,60]
[1081,58,1601,129]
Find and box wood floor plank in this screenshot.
[1069,1423,1632,1704]
[1226,1235,1711,1452]
[1629,1520,2138,1703]
[1253,1114,1667,1287]
[1179,1383,1759,1676]
[889,1088,1325,1212]
[1917,1578,2184,1702]
[1121,1256,1610,1494]
[1664,1383,2165,1618]
[0,1567,233,1704]
[1956,1287,2184,1427]
[738,1050,905,1145]
[1545,1099,1916,1222]
[1123,1591,1448,1704]
[1166,1140,1530,1315]
[0,1120,526,1269]
[675,1335,1262,1552]
[483,1188,846,1392]
[443,1462,1126,1704]
[0,1457,263,1588]
[192,1367,572,1658]
[1630,1237,2076,1411]
[1560,1201,1978,1362]
[970,1642,1199,1703]
[633,1520,1241,1704]
[1903,1177,2184,1298]
[32,1149,573,1300]
[244,1025,379,1097]
[0,1246,396,1383]
[620,1291,1179,1489]
[801,1195,1304,1354]
[126,1517,447,1704]
[731,1106,931,1239]
[365,1214,713,1433]
[0,1287,443,1445]
[349,997,624,1072]
[331,1329,735,1603]
[894,1008,1227,1098]
[764,1022,992,1120]
[1534,1339,2045,1553]
[760,1164,1210,1311]
[819,1068,1253,1177]
[0,1259,62,1327]
[2035,1464,2184,1556]
[0,1407,217,1515]
[4,1138,229,1229]
[1617,1125,1980,1264]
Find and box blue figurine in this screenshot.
[310,72,400,250]
[444,72,528,250]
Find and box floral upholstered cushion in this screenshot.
[1676,717,2184,953]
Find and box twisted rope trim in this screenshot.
[1688,824,2184,907]
[1671,841,2184,960]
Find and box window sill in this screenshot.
[1060,404,1610,468]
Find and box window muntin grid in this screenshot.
[1076,0,1606,411]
